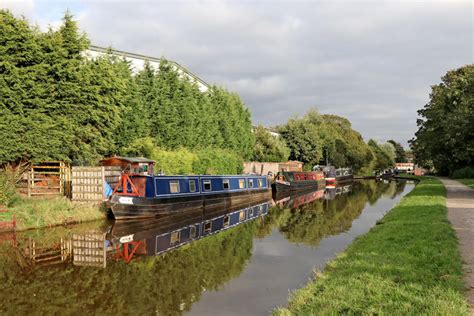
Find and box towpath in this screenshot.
[440,178,474,312]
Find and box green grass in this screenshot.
[458,179,474,189]
[8,197,106,231]
[275,177,469,315]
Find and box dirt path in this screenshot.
[440,178,474,312]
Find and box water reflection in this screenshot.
[0,180,412,315]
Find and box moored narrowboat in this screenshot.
[272,170,325,191]
[314,166,353,185]
[109,173,270,220]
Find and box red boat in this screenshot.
[272,171,325,191]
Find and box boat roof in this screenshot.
[100,156,155,163]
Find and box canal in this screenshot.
[0,180,414,315]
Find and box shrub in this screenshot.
[0,167,19,207]
[452,166,474,179]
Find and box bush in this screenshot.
[452,166,474,179]
[0,168,18,207]
[193,148,243,174]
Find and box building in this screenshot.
[395,163,415,174]
[85,45,210,92]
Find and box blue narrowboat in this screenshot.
[109,173,270,219]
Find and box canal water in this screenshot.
[0,180,414,315]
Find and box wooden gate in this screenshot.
[71,166,121,202]
[27,161,70,197]
[72,233,107,268]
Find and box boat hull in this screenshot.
[109,188,271,220]
[272,179,325,192]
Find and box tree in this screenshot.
[388,140,407,163]
[410,64,474,175]
[368,139,395,172]
[252,125,290,162]
[278,109,373,172]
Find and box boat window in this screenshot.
[239,179,245,189]
[239,210,245,222]
[258,179,263,187]
[204,221,212,233]
[190,225,197,238]
[223,179,230,190]
[170,181,180,193]
[249,208,253,217]
[203,180,212,191]
[170,231,180,245]
[249,179,254,188]
[189,180,196,192]
[224,215,230,227]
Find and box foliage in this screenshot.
[452,166,474,179]
[410,64,474,175]
[0,169,17,207]
[368,139,395,172]
[0,10,255,166]
[123,137,243,175]
[252,125,290,162]
[278,109,373,172]
[276,177,469,315]
[458,179,474,189]
[388,139,407,163]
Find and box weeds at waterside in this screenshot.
[275,177,469,315]
[9,197,105,231]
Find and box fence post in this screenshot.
[27,171,31,198]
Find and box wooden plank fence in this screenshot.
[71,166,121,202]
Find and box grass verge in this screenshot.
[275,176,469,315]
[458,179,474,189]
[8,197,105,231]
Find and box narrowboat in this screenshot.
[107,200,271,257]
[109,173,270,220]
[313,166,353,185]
[272,170,325,191]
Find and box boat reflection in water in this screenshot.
[272,183,353,209]
[108,197,271,259]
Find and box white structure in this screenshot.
[395,163,415,174]
[85,45,210,92]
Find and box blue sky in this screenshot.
[3,0,473,147]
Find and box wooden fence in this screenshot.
[71,166,121,202]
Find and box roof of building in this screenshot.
[88,45,210,89]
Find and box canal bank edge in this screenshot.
[274,177,470,315]
[4,197,105,231]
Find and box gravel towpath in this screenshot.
[440,178,474,313]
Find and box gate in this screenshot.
[27,161,70,197]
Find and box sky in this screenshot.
[3,0,473,146]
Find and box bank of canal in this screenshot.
[276,177,469,315]
[0,180,412,315]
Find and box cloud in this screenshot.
[3,0,473,146]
